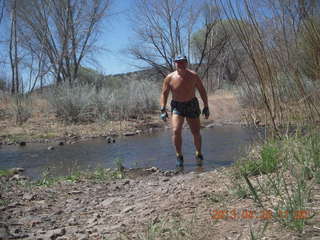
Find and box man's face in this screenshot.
[175,60,187,69]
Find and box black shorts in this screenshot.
[170,97,201,118]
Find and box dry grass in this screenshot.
[0,89,245,143]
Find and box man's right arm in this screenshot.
[160,75,171,110]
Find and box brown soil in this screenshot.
[1,167,319,240]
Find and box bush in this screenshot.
[10,94,32,125]
[47,83,95,123]
[239,141,280,176]
[46,80,160,123]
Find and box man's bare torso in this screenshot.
[168,69,197,102]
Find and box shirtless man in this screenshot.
[160,55,210,167]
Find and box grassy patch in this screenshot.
[35,132,58,139]
[135,214,215,240]
[0,169,13,177]
[238,142,280,176]
[34,167,125,187]
[231,131,320,232]
[0,198,10,207]
[4,133,27,143]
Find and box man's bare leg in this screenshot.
[186,117,202,154]
[171,114,185,156]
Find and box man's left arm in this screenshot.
[195,75,210,119]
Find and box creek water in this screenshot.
[0,125,264,180]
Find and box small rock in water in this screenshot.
[19,141,26,146]
[146,167,158,172]
[58,141,64,146]
[123,132,136,137]
[11,168,24,174]
[48,146,54,150]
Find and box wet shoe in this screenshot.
[176,155,184,167]
[195,152,203,166]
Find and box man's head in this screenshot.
[174,55,188,71]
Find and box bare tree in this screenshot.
[9,0,19,94]
[16,0,111,86]
[129,0,205,77]
[0,0,5,24]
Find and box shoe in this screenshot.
[195,152,203,166]
[176,155,184,167]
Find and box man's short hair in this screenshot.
[174,55,187,62]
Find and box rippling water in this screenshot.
[0,125,264,179]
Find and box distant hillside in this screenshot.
[107,68,164,83]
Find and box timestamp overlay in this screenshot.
[210,208,316,221]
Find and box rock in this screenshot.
[164,171,173,177]
[123,180,130,185]
[67,217,78,226]
[48,146,54,150]
[10,174,27,181]
[11,168,24,174]
[162,177,170,182]
[77,234,89,240]
[58,142,64,146]
[100,198,117,208]
[68,191,82,195]
[38,228,66,240]
[146,167,158,172]
[106,137,112,143]
[19,141,26,146]
[23,193,36,201]
[205,123,215,128]
[87,217,97,225]
[122,206,134,213]
[123,132,136,136]
[136,130,142,134]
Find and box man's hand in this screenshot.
[160,108,168,122]
[202,106,210,119]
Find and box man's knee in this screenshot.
[172,126,182,136]
[191,130,201,137]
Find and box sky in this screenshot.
[96,0,140,75]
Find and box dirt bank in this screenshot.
[1,167,319,240]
